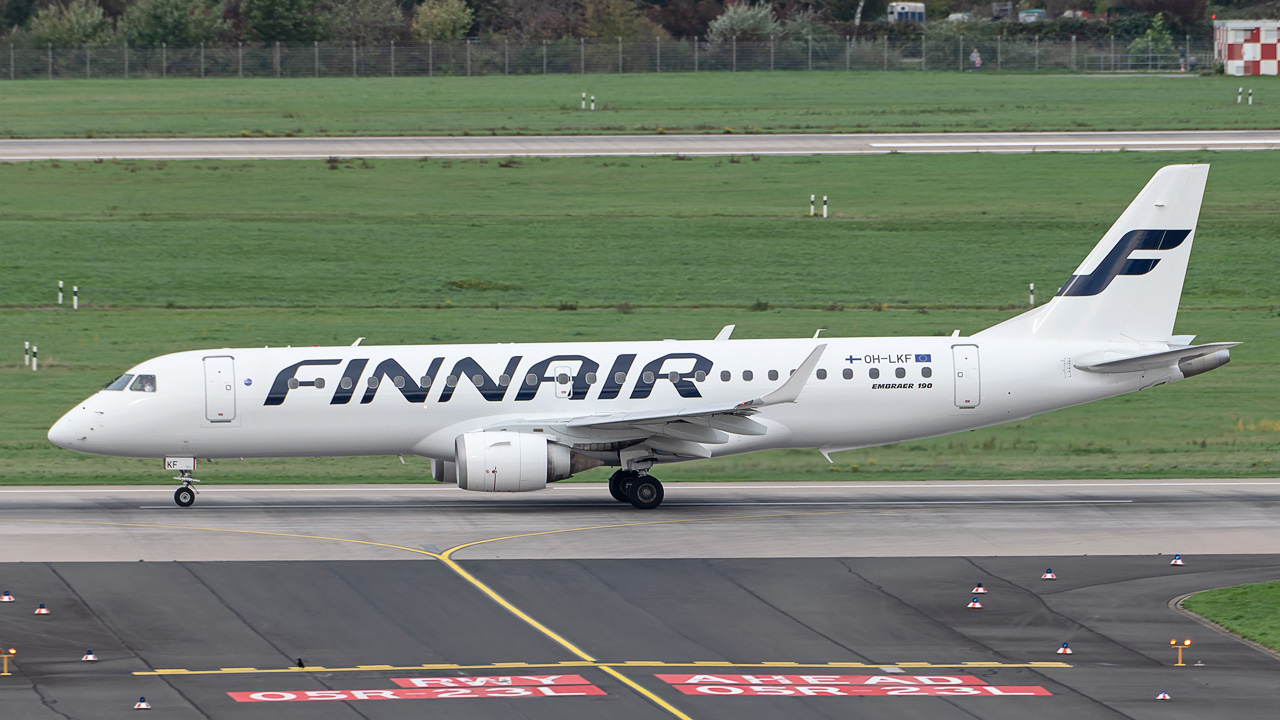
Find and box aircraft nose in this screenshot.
[48,408,86,449]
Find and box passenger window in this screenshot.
[103,374,133,391]
[446,375,458,387]
[526,373,538,386]
[694,371,706,382]
[743,370,754,381]
[420,375,432,388]
[394,376,406,389]
[287,378,300,390]
[498,374,510,386]
[869,368,880,379]
[614,371,626,384]
[367,377,379,388]
[817,369,827,380]
[586,372,597,384]
[130,374,157,392]
[314,378,325,389]
[720,370,730,382]
[667,371,681,383]
[842,368,853,380]
[768,370,779,381]
[471,374,484,386]
[341,377,353,390]
[556,373,570,384]
[895,367,906,379]
[643,371,655,383]
[922,367,932,378]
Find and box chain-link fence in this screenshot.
[0,37,1215,80]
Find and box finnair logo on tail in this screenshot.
[1057,229,1191,297]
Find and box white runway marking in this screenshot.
[134,499,1136,510]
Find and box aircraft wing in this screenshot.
[483,344,826,455]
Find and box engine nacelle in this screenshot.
[455,432,573,493]
[430,459,457,483]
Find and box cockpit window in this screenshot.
[103,374,133,391]
[129,374,157,393]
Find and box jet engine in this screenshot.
[454,431,599,492]
[1178,349,1231,379]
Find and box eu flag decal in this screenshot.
[915,354,932,362]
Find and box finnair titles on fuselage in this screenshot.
[48,165,1237,509]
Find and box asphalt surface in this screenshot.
[1,481,1278,719]
[2,130,1280,160]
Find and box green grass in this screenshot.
[3,151,1277,486]
[1183,582,1280,653]
[0,73,1277,138]
[2,152,1277,311]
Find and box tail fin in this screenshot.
[978,164,1209,343]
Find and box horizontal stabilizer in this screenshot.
[1074,342,1239,374]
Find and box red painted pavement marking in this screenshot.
[229,686,605,702]
[672,685,1051,697]
[391,674,590,688]
[657,674,989,686]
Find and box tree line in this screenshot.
[0,0,1212,48]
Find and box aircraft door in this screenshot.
[553,365,573,399]
[204,356,237,422]
[952,345,980,409]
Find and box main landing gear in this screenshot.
[608,470,664,510]
[173,470,199,508]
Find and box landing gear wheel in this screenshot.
[608,470,635,503]
[174,485,196,508]
[627,475,663,510]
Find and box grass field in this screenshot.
[2,151,1276,486]
[1183,582,1280,653]
[0,73,1276,138]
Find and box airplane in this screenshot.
[47,164,1236,510]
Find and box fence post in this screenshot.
[47,43,52,80]
[428,40,433,77]
[732,35,736,72]
[959,35,962,71]
[466,39,471,76]
[617,37,622,73]
[921,35,925,71]
[997,33,1001,71]
[1034,36,1039,72]
[238,42,243,78]
[846,35,850,70]
[656,36,660,73]
[200,41,205,77]
[391,40,395,77]
[314,40,318,77]
[770,34,774,71]
[10,43,15,80]
[694,37,698,72]
[162,42,166,78]
[542,39,546,75]
[808,34,813,71]
[353,40,357,77]
[85,45,90,79]
[580,37,584,74]
[274,41,280,79]
[1071,35,1076,71]
[504,38,508,75]
[1110,35,1114,71]
[883,35,888,70]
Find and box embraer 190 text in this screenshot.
[48,165,1237,509]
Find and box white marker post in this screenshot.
[822,195,828,218]
[590,95,595,111]
[1029,282,1035,306]
[58,280,63,305]
[73,286,78,310]
[1249,89,1253,106]
[810,194,815,217]
[1238,87,1243,104]
[24,341,30,367]
[32,345,37,372]
[581,92,585,110]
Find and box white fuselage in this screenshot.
[48,335,1167,464]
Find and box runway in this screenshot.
[2,130,1280,161]
[2,480,1278,719]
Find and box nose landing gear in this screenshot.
[173,471,199,507]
